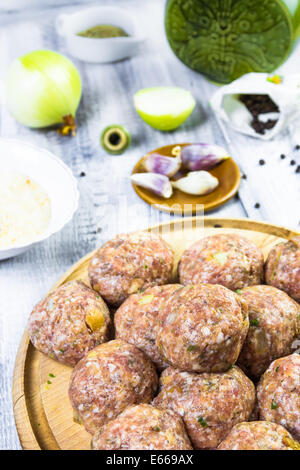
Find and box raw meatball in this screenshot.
[153,366,255,449]
[88,232,174,305]
[156,283,249,372]
[28,280,111,366]
[91,404,193,450]
[257,354,300,441]
[69,339,158,434]
[179,234,264,291]
[218,421,300,450]
[114,284,181,370]
[265,236,300,303]
[237,285,300,379]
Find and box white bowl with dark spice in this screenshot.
[56,6,146,63]
[0,138,79,260]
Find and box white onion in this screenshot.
[5,50,82,135]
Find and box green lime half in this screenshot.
[165,0,294,84]
[100,125,131,155]
[134,86,195,131]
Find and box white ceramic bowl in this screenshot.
[56,6,146,63]
[0,138,79,260]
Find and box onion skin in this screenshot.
[5,50,82,131]
[131,173,173,198]
[181,144,230,171]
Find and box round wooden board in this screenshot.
[13,216,299,450]
[131,144,241,214]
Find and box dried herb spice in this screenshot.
[77,25,129,39]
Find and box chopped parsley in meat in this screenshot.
[271,400,278,409]
[187,344,199,352]
[197,416,207,427]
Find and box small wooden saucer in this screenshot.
[131,143,241,214]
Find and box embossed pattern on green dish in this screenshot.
[165,0,294,84]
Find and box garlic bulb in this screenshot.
[172,171,219,195]
[131,173,173,198]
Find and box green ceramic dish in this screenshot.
[165,0,300,84]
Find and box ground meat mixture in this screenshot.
[218,421,300,450]
[179,234,264,291]
[257,354,300,441]
[265,236,300,303]
[156,283,249,373]
[28,280,111,366]
[249,398,260,422]
[237,285,300,379]
[88,232,174,305]
[91,404,193,450]
[153,366,255,449]
[114,284,181,370]
[69,339,158,434]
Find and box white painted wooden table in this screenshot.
[0,0,299,450]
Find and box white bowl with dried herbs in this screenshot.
[56,6,146,63]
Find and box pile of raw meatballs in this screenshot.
[28,231,300,450]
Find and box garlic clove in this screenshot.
[181,143,230,171]
[143,145,182,177]
[172,171,219,195]
[131,173,173,198]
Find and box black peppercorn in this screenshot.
[296,165,300,174]
[290,160,296,166]
[80,171,86,177]
[259,159,265,165]
[239,94,279,134]
[254,203,260,209]
[295,145,300,150]
[242,174,247,180]
[280,154,286,159]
